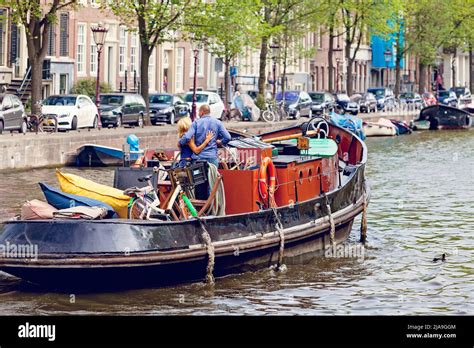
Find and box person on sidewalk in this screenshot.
[178,105,231,167]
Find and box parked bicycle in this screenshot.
[261,100,287,123]
[27,102,58,133]
[124,167,170,220]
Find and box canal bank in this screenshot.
[0,112,416,171]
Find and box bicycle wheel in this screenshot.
[129,198,147,220]
[261,110,276,123]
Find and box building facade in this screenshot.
[0,4,471,101]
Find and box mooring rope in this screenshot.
[324,194,336,250]
[360,190,368,244]
[271,207,285,270]
[198,219,215,285]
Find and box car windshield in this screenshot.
[43,96,77,106]
[452,87,465,97]
[362,94,373,100]
[276,91,299,102]
[184,94,208,103]
[337,94,350,101]
[367,89,385,97]
[400,93,415,98]
[100,95,124,106]
[438,91,449,97]
[309,93,324,102]
[150,94,172,104]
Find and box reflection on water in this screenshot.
[0,130,473,315]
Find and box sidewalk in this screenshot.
[0,110,418,171]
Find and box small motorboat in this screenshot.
[69,144,143,167]
[0,118,369,290]
[390,119,412,135]
[363,118,397,137]
[68,135,144,167]
[411,104,473,130]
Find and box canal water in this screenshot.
[0,130,473,315]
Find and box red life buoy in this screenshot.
[259,157,277,203]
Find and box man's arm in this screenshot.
[178,122,196,146]
[217,121,232,145]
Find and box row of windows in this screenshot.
[75,24,138,76]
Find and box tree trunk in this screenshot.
[394,54,402,97]
[281,49,287,102]
[224,57,230,108]
[418,61,427,93]
[258,36,269,97]
[328,26,335,93]
[140,45,151,126]
[345,40,353,95]
[470,47,474,92]
[30,57,43,115]
[26,20,50,115]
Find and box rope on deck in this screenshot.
[272,207,285,271]
[198,219,215,285]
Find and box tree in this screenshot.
[106,0,192,125]
[256,0,304,99]
[185,0,262,109]
[340,0,393,96]
[2,0,77,114]
[401,0,462,92]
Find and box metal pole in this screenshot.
[125,70,128,91]
[95,48,102,130]
[191,49,198,121]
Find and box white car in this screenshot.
[183,91,225,119]
[41,94,99,130]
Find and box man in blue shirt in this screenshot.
[178,105,231,167]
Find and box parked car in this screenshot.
[149,93,189,125]
[450,86,472,105]
[334,93,359,115]
[308,92,335,114]
[367,87,396,111]
[246,90,272,101]
[183,91,225,119]
[358,92,377,113]
[276,90,313,119]
[99,93,146,128]
[0,93,27,134]
[422,92,437,107]
[42,95,99,130]
[437,90,458,107]
[399,92,423,109]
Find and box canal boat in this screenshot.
[67,144,143,167]
[0,118,368,290]
[363,118,397,137]
[411,104,473,130]
[390,119,412,135]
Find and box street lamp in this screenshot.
[269,43,280,98]
[91,24,108,130]
[191,40,203,121]
[384,48,392,87]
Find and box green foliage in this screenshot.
[70,78,112,100]
[185,0,262,61]
[106,0,192,50]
